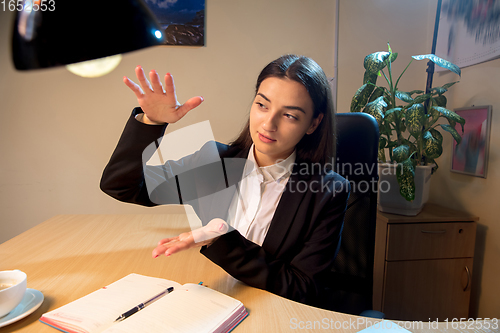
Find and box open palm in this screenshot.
[123,66,203,124]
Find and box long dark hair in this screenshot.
[231,54,336,166]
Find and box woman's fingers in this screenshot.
[123,76,145,98]
[164,240,192,256]
[174,96,204,120]
[153,241,187,257]
[152,232,195,258]
[158,237,177,245]
[153,221,225,259]
[152,241,174,258]
[152,244,167,258]
[135,66,153,93]
[164,73,177,100]
[149,70,165,94]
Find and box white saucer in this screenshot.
[0,288,44,327]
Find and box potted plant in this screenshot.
[350,44,465,215]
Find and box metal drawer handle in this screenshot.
[420,230,446,234]
[464,266,470,291]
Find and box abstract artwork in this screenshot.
[435,0,500,69]
[451,105,492,178]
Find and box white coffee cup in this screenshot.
[0,270,27,318]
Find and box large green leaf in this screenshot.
[396,91,413,103]
[432,95,447,107]
[412,54,461,76]
[429,105,441,119]
[368,87,385,103]
[385,107,402,122]
[396,158,416,201]
[442,81,459,90]
[432,106,465,132]
[393,144,410,163]
[410,93,432,105]
[429,128,443,143]
[362,96,387,127]
[408,89,425,96]
[431,87,448,95]
[440,124,462,144]
[422,131,443,159]
[405,104,425,138]
[363,71,378,85]
[364,52,391,74]
[350,84,375,112]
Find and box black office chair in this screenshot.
[323,112,381,316]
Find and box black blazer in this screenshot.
[100,108,350,307]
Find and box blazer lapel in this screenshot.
[262,172,308,256]
[204,146,249,222]
[223,147,250,188]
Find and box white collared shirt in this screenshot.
[227,145,296,246]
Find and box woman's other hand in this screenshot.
[123,66,203,124]
[152,231,197,258]
[152,218,228,258]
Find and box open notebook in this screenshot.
[40,273,248,333]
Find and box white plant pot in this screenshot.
[377,163,434,216]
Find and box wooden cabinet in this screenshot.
[373,204,478,321]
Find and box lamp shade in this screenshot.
[12,0,165,70]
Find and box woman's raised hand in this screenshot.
[123,66,203,124]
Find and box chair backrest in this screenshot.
[327,112,379,314]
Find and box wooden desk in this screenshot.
[0,214,494,332]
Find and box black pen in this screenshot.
[114,287,174,322]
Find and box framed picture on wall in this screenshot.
[435,0,500,71]
[451,105,492,178]
[144,0,205,46]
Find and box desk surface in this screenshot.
[0,214,494,332]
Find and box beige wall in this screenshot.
[336,0,499,319]
[431,60,500,318]
[1,0,498,318]
[0,0,336,241]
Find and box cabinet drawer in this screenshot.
[383,258,473,321]
[386,222,476,261]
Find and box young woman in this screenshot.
[100,55,350,307]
